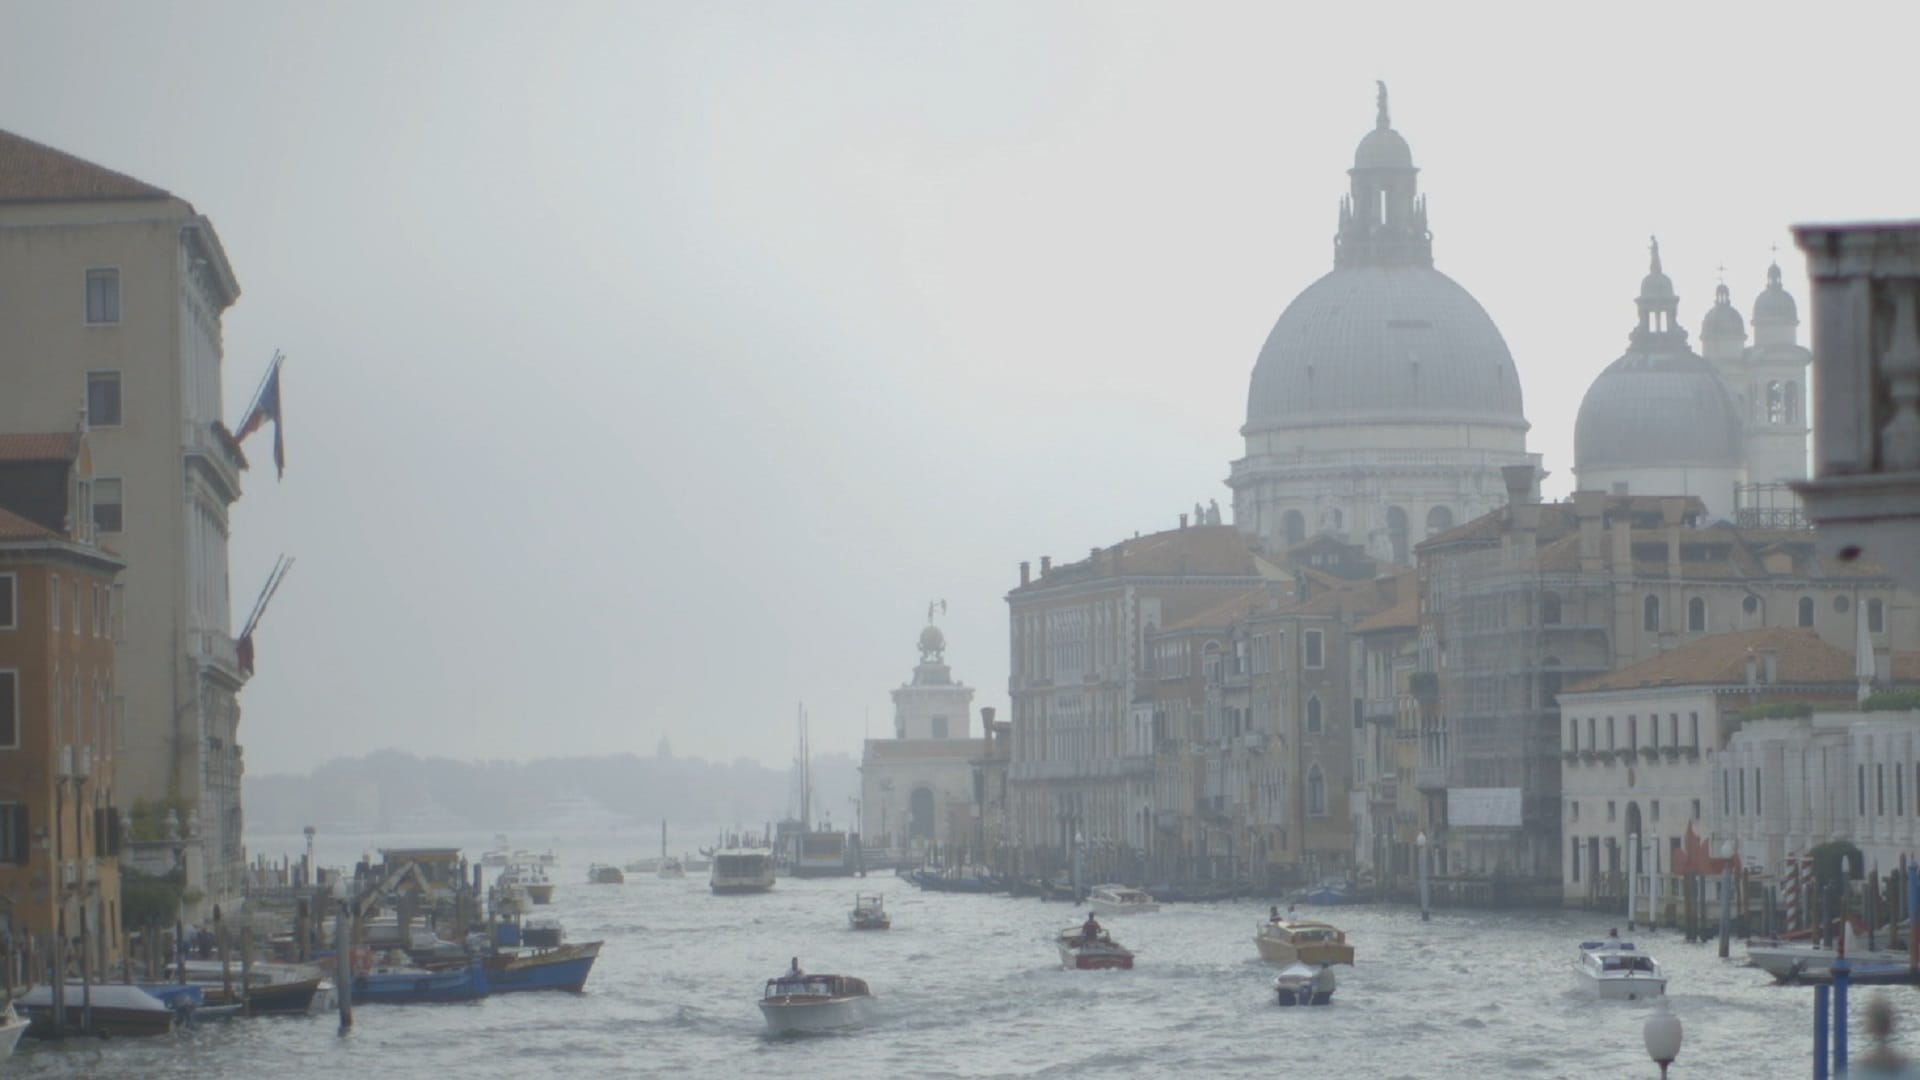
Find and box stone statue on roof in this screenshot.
[1376,80,1389,130]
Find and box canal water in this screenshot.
[6,831,1892,1078]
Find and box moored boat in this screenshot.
[1254,917,1355,966]
[1087,884,1160,916]
[502,863,556,905]
[0,1002,27,1057]
[1273,962,1336,1006]
[848,894,890,931]
[588,863,626,884]
[758,972,874,1034]
[1574,939,1666,1000]
[711,849,776,894]
[17,983,177,1037]
[483,941,602,994]
[658,857,686,879]
[1057,926,1134,970]
[351,959,489,1004]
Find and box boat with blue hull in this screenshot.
[483,941,602,994]
[352,960,488,1004]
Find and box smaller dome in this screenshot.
[1354,127,1412,170]
[1701,284,1745,340]
[1576,350,1744,470]
[1753,263,1798,324]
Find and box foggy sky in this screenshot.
[4,1,1913,773]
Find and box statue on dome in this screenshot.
[1376,80,1389,130]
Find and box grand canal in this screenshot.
[7,831,1887,1078]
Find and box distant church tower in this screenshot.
[1229,83,1539,563]
[1739,262,1814,492]
[890,621,973,739]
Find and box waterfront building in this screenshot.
[1418,468,1912,902]
[0,430,126,971]
[859,620,989,855]
[0,129,250,915]
[1573,242,1812,522]
[1350,572,1426,895]
[1227,85,1540,564]
[1557,626,1898,907]
[1006,520,1272,878]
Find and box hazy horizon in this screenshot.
[4,2,1915,772]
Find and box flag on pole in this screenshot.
[236,356,285,479]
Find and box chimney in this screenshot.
[1180,513,1189,529]
[1040,555,1051,576]
[980,706,996,725]
[1662,498,1685,581]
[1019,561,1031,587]
[1503,465,1540,561]
[1574,491,1605,572]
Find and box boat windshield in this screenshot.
[765,975,837,998]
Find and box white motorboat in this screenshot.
[658,857,686,879]
[501,863,556,904]
[1574,939,1666,999]
[848,894,890,931]
[711,849,776,894]
[758,973,873,1034]
[0,1001,28,1058]
[1087,884,1160,916]
[1273,962,1336,1006]
[1746,929,1908,982]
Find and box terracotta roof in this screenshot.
[862,738,991,762]
[1014,524,1263,592]
[1353,590,1418,634]
[0,505,59,541]
[0,128,170,203]
[0,432,77,462]
[1564,627,1859,695]
[1160,586,1278,633]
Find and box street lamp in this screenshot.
[1643,997,1682,1078]
[1416,832,1430,922]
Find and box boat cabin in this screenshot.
[763,975,868,1001]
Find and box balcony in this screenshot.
[1361,699,1396,725]
[1371,780,1399,804]
[1154,809,1181,832]
[191,628,246,684]
[1415,764,1447,791]
[183,421,247,503]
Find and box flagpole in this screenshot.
[239,350,283,427]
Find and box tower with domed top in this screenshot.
[1229,83,1540,565]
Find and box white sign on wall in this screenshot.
[1447,787,1523,828]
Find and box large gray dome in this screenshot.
[1245,266,1527,433]
[1575,350,1743,469]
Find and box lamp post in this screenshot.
[1416,832,1430,922]
[1644,997,1683,1078]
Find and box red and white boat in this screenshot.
[1057,927,1134,970]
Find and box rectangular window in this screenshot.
[0,670,16,749]
[1607,800,1616,823]
[1304,630,1324,670]
[0,574,13,629]
[0,804,26,864]
[1691,798,1701,821]
[85,268,120,324]
[1628,715,1638,751]
[1651,800,1660,822]
[1571,839,1582,883]
[1870,599,1886,635]
[1570,801,1580,822]
[1690,713,1700,750]
[1606,717,1616,751]
[1878,764,1886,816]
[1739,769,1747,814]
[50,574,59,631]
[1755,768,1762,815]
[1860,765,1868,817]
[86,371,121,426]
[1722,770,1731,815]
[1587,716,1596,749]
[1899,766,1905,817]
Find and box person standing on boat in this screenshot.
[1080,913,1101,944]
[785,957,803,978]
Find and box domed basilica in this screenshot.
[1228,84,1540,563]
[1573,242,1811,520]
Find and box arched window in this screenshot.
[1785,382,1802,425]
[1688,597,1707,633]
[1283,510,1306,547]
[1386,505,1410,563]
[1643,595,1660,633]
[1307,764,1326,816]
[1425,506,1455,537]
[1767,380,1786,424]
[1541,592,1562,625]
[1306,695,1323,734]
[1742,595,1760,617]
[1799,597,1815,628]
